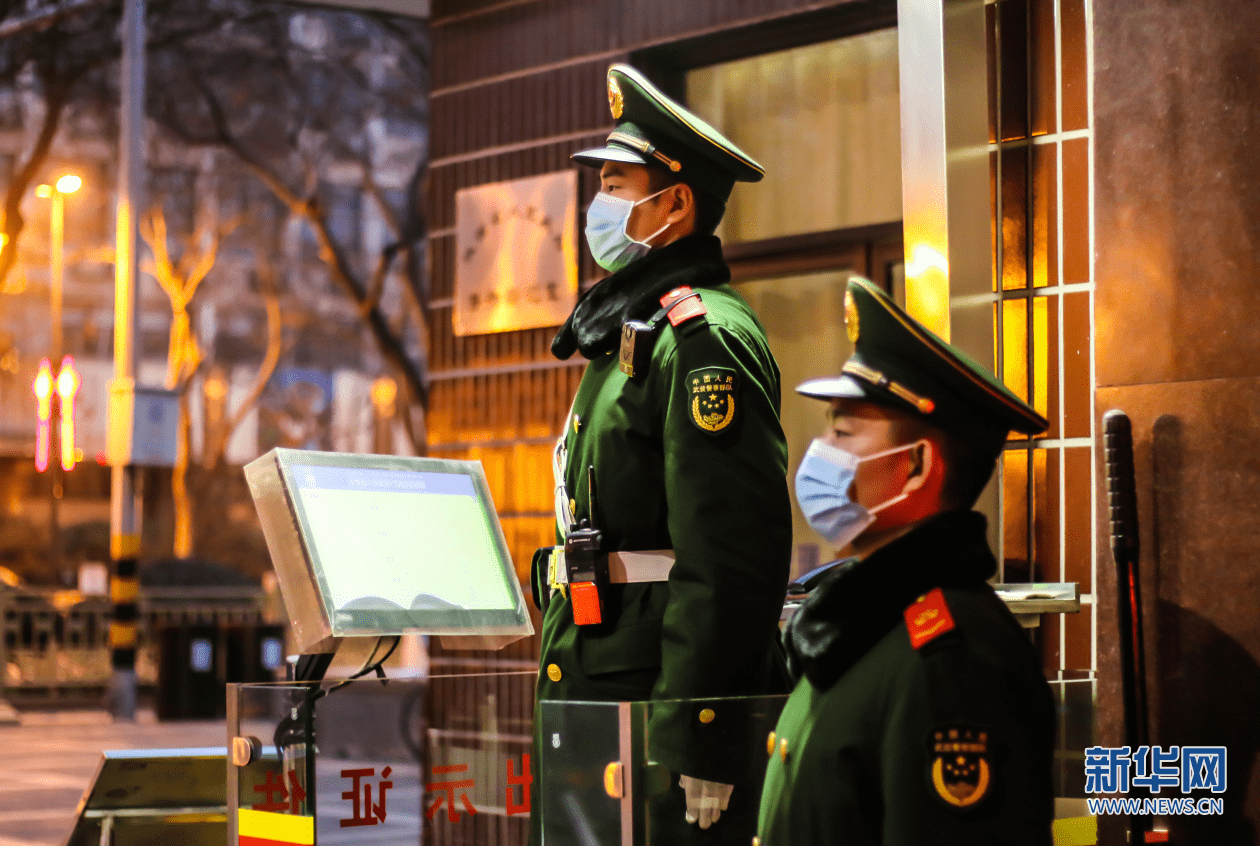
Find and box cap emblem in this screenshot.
[608,76,623,119]
[845,289,859,343]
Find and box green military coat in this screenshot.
[756,511,1055,846]
[532,234,793,843]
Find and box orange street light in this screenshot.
[54,174,82,195]
[370,376,398,413]
[370,376,398,454]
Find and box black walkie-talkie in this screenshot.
[565,465,608,625]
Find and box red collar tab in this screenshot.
[659,286,707,327]
[904,588,956,649]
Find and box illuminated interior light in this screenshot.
[905,243,949,278]
[904,243,951,341]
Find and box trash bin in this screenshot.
[156,623,287,720]
[224,623,286,684]
[156,624,223,720]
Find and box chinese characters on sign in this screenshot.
[341,766,393,827]
[426,764,477,822]
[454,171,578,336]
[251,755,533,830]
[506,753,531,816]
[1084,746,1227,794]
[252,769,307,814]
[423,755,533,822]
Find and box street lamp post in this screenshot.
[44,175,82,356]
[35,174,81,578]
[110,0,146,722]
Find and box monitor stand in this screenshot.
[287,651,336,683]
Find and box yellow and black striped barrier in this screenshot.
[110,533,140,673]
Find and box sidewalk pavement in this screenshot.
[0,710,224,846]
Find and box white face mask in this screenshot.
[793,438,927,548]
[583,186,672,272]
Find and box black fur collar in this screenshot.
[784,510,998,691]
[551,234,730,361]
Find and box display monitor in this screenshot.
[245,449,533,652]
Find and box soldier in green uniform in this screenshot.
[530,65,792,843]
[755,277,1055,845]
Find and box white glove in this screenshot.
[679,774,734,829]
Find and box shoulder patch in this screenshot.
[686,367,738,434]
[660,286,707,327]
[927,725,992,810]
[904,588,956,649]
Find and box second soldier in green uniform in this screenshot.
[531,65,793,843]
[755,277,1055,845]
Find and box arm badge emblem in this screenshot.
[686,367,738,434]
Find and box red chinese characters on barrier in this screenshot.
[506,753,531,816]
[252,755,534,827]
[252,770,307,814]
[425,764,477,822]
[340,766,393,827]
[423,755,532,822]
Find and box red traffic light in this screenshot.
[56,355,79,471]
[32,358,52,472]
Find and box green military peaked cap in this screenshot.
[572,64,764,202]
[797,277,1048,458]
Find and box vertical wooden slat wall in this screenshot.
[423,4,872,841]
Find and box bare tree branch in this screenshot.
[0,1,264,289]
[205,290,282,470]
[140,210,180,304]
[181,221,226,298]
[0,0,110,40]
[189,76,430,420]
[140,8,431,454]
[0,80,69,286]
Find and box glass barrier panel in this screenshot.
[227,670,1089,844]
[642,696,787,845]
[538,695,789,846]
[230,682,312,827]
[229,671,536,846]
[1051,670,1095,800]
[537,700,625,846]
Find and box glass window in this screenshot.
[733,269,854,579]
[989,0,1096,683]
[689,32,905,580]
[687,29,903,243]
